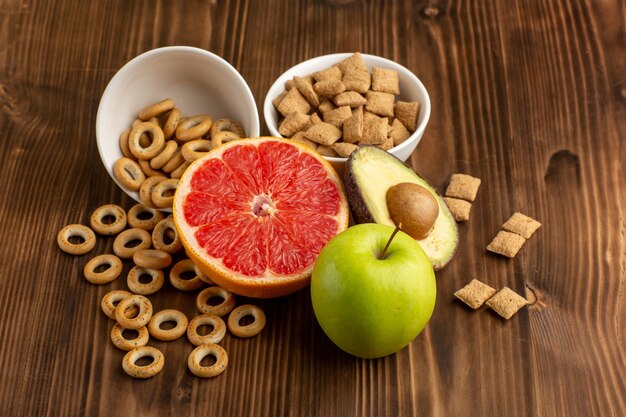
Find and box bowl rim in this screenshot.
[95,45,260,206]
[262,52,431,162]
[96,45,260,152]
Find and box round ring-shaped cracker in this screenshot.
[175,115,212,141]
[151,178,178,208]
[127,204,164,230]
[170,161,191,179]
[148,309,188,341]
[101,290,134,319]
[110,323,149,351]
[83,254,123,284]
[138,98,175,121]
[119,128,133,158]
[187,314,226,346]
[113,158,145,191]
[57,224,96,255]
[227,304,266,338]
[152,218,182,253]
[133,249,172,269]
[162,108,180,140]
[210,118,245,138]
[113,228,152,259]
[187,344,228,378]
[195,265,214,285]
[132,120,158,148]
[150,140,178,170]
[90,204,127,235]
[211,130,241,148]
[127,265,165,295]
[138,159,163,177]
[133,116,160,128]
[181,139,212,162]
[122,346,164,379]
[147,116,161,126]
[129,122,165,160]
[170,259,205,291]
[115,295,153,329]
[138,176,167,208]
[162,148,185,173]
[196,286,236,316]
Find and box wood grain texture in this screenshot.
[0,0,624,416]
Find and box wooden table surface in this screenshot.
[1,1,625,416]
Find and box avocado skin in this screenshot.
[344,152,376,224]
[343,146,459,271]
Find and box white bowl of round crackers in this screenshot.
[96,46,260,207]
[263,52,431,172]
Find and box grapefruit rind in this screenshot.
[173,137,349,298]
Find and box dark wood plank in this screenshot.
[0,0,624,416]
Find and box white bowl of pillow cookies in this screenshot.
[263,52,431,172]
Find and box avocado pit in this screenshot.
[386,183,439,240]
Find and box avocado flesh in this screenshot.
[345,146,459,270]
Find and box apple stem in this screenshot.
[380,224,402,260]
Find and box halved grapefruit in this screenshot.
[173,137,349,298]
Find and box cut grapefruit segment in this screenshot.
[183,192,248,227]
[173,137,349,298]
[221,143,264,194]
[189,158,253,201]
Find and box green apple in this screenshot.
[310,223,436,359]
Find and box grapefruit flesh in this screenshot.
[173,138,349,298]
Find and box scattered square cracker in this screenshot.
[360,113,387,145]
[487,231,526,258]
[395,101,420,132]
[304,122,342,145]
[371,67,400,95]
[342,69,371,93]
[443,197,472,222]
[343,106,363,144]
[318,98,337,114]
[365,91,395,118]
[313,79,346,97]
[291,132,318,151]
[284,79,294,90]
[322,106,352,129]
[445,173,482,202]
[313,65,342,82]
[486,287,528,319]
[278,112,310,137]
[454,279,497,309]
[502,212,542,239]
[333,91,367,108]
[277,88,311,117]
[337,52,368,73]
[294,76,320,107]
[388,118,411,146]
[316,145,338,157]
[332,142,359,157]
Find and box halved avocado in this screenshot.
[345,146,459,270]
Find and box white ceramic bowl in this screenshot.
[96,46,260,205]
[263,53,431,172]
